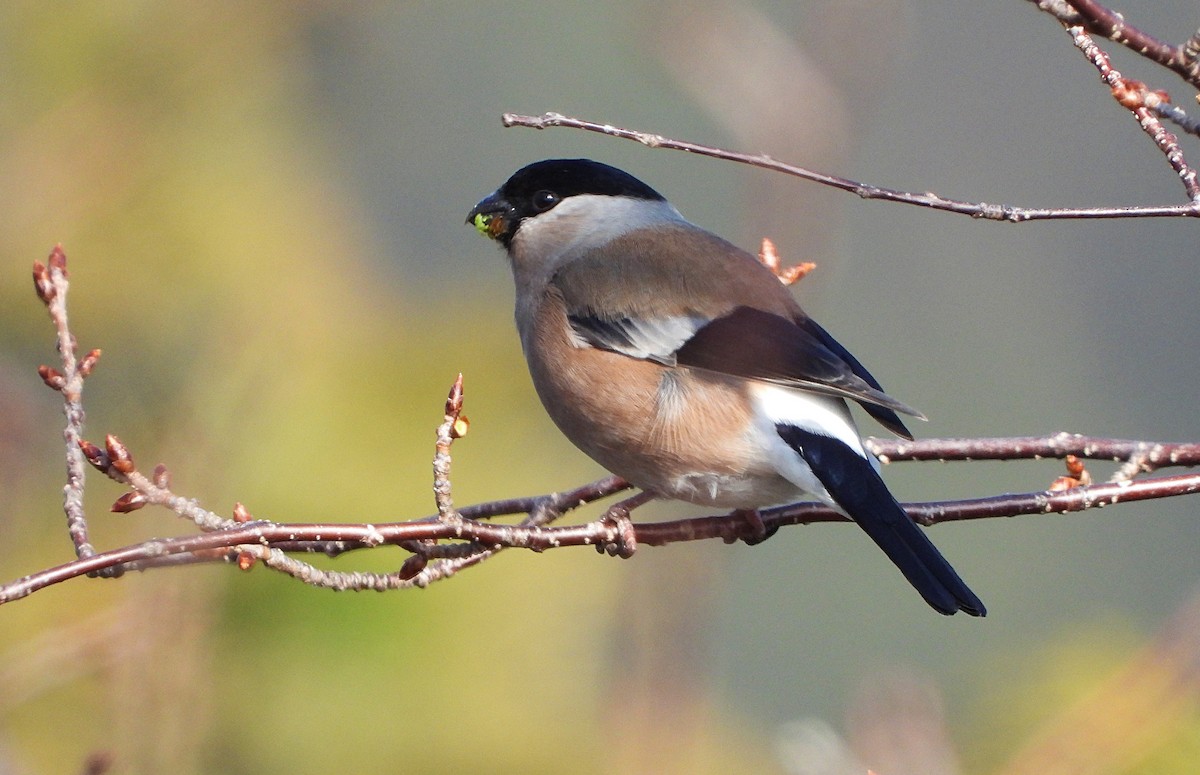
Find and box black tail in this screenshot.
[777,425,986,616]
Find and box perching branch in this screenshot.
[6,464,1200,605]
[10,243,1200,605]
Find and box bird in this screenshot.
[466,158,985,616]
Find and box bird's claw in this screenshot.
[732,508,774,545]
[597,503,639,558]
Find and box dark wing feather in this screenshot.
[673,307,924,426]
[795,317,916,439]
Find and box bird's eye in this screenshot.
[531,190,559,212]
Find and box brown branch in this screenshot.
[502,5,1200,219]
[866,434,1200,473]
[33,247,100,563]
[433,373,465,524]
[1067,25,1200,201]
[1031,0,1200,89]
[501,112,1200,220]
[5,462,1200,604]
[15,252,1200,605]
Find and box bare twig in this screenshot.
[5,461,1200,604]
[17,250,1200,606]
[1068,25,1200,201]
[865,433,1200,470]
[33,246,100,563]
[1152,100,1200,138]
[433,373,466,527]
[501,113,1200,220]
[1033,0,1200,89]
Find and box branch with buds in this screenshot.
[9,242,1200,605]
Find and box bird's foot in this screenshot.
[596,491,654,558]
[731,508,774,545]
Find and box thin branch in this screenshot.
[33,247,99,562]
[866,433,1200,472]
[69,431,1199,575]
[1153,100,1200,138]
[5,464,1200,604]
[501,113,1200,220]
[433,373,465,528]
[80,411,636,590]
[1034,0,1200,89]
[458,474,630,521]
[1068,25,1200,201]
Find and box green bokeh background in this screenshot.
[2,2,1198,773]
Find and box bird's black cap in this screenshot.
[497,159,666,204]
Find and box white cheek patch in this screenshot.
[515,195,687,269]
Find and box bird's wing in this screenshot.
[562,310,707,366]
[793,315,918,439]
[550,225,922,437]
[671,306,923,435]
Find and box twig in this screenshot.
[458,474,630,521]
[33,247,100,563]
[866,433,1200,471]
[1036,0,1200,89]
[5,463,1200,604]
[1068,25,1200,201]
[23,245,1200,606]
[501,112,1200,220]
[1152,100,1200,138]
[433,373,466,528]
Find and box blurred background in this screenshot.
[2,1,1199,773]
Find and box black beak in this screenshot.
[466,191,515,244]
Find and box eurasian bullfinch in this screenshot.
[467,158,984,616]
